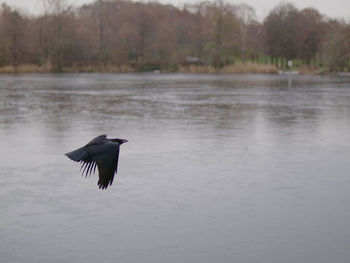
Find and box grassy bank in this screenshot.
[0,64,53,73]
[178,63,278,74]
[0,63,137,74]
[65,64,136,73]
[0,63,329,75]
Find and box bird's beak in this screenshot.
[121,139,128,144]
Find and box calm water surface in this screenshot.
[1,73,350,263]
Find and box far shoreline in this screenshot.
[0,63,342,76]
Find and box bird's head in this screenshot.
[111,138,128,145]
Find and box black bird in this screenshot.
[65,135,128,189]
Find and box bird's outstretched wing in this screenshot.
[85,135,107,147]
[91,143,120,189]
[65,146,97,178]
[65,146,88,162]
[65,134,107,167]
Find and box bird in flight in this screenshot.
[65,135,128,189]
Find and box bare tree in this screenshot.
[264,3,299,67]
[297,8,324,64]
[190,1,210,63]
[326,23,350,71]
[0,4,27,68]
[236,4,256,63]
[43,0,71,71]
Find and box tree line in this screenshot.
[0,0,349,72]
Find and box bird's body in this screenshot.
[65,135,128,189]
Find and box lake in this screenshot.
[1,73,350,263]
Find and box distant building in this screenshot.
[186,56,200,63]
[184,56,204,65]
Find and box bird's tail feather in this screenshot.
[65,147,88,162]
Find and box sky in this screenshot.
[1,0,350,21]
